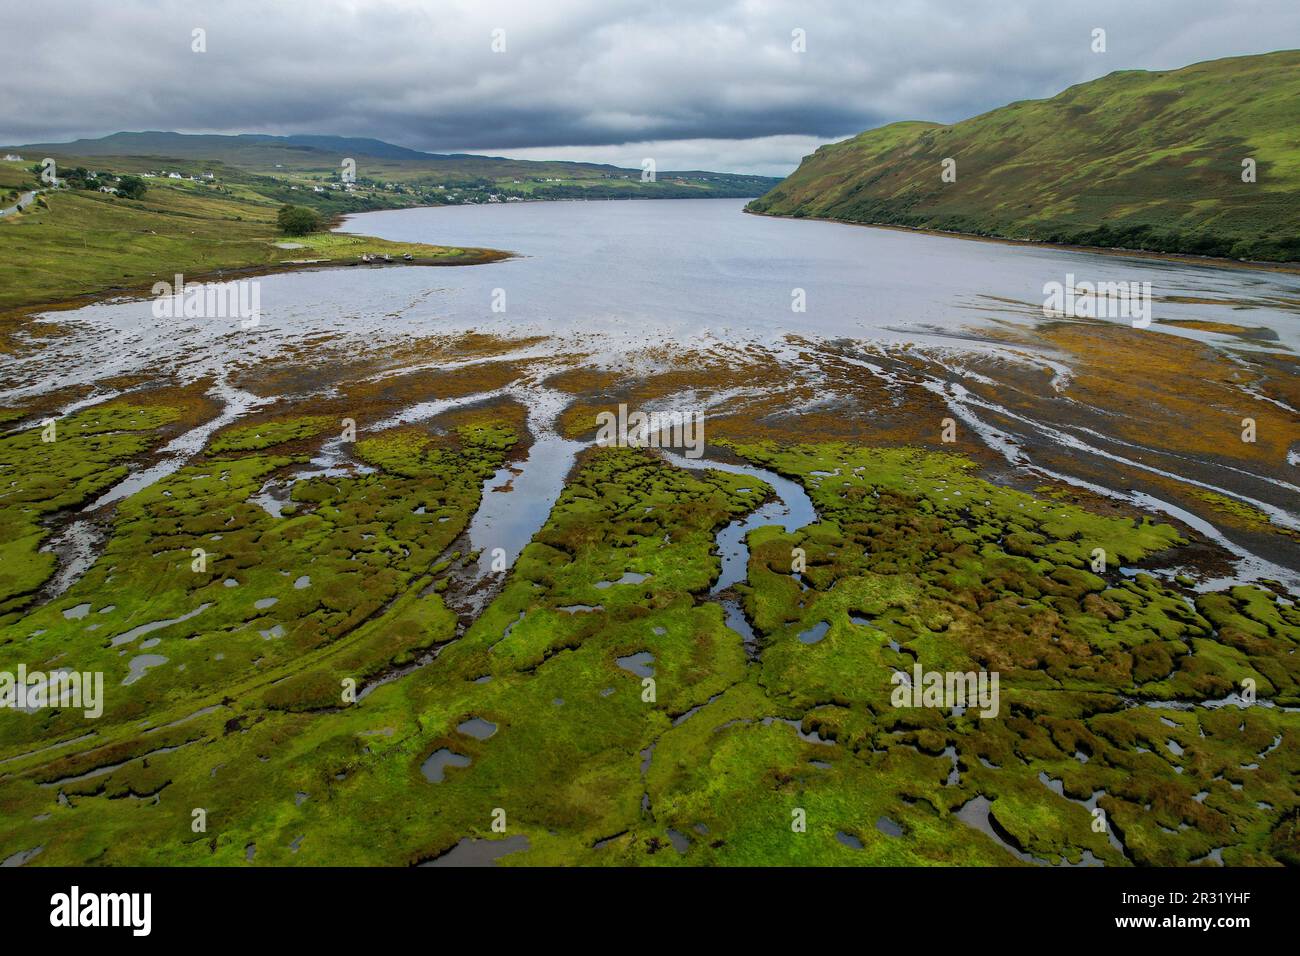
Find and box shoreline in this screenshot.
[0,238,514,326]
[743,207,1300,276]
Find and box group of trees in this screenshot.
[277,204,323,235]
[27,164,147,199]
[116,176,147,199]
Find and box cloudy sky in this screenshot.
[3,0,1297,175]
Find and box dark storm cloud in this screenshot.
[1,0,1297,174]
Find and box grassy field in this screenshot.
[0,161,504,313]
[749,50,1300,262]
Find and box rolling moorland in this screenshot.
[747,50,1300,262]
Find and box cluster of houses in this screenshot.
[140,171,216,182]
[2,153,23,162]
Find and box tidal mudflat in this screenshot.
[0,199,1296,866]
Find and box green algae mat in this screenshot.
[0,409,1296,866]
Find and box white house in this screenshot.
[2,154,23,162]
[168,172,182,179]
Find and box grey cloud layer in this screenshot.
[2,0,1296,174]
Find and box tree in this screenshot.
[277,204,322,236]
[116,176,148,200]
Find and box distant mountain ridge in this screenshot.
[14,131,494,162]
[748,50,1300,262]
[9,130,777,185]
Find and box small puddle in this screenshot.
[421,748,471,783]
[110,603,212,647]
[797,620,829,645]
[835,830,864,850]
[595,572,649,589]
[876,816,903,837]
[248,481,292,518]
[615,651,655,678]
[666,829,690,854]
[456,717,498,740]
[122,654,168,686]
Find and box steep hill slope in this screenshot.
[748,51,1300,261]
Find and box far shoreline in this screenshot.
[743,207,1300,276]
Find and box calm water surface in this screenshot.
[6,198,1300,400]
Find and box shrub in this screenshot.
[116,175,148,200]
[276,204,322,236]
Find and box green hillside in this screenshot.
[748,51,1300,261]
[0,160,505,315]
[9,131,780,202]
